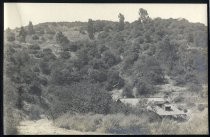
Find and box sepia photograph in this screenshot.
[3,3,208,135]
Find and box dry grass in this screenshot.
[55,107,208,135]
[55,112,150,134]
[149,108,208,135]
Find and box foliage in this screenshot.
[139,8,150,23]
[3,9,207,135]
[106,70,124,91]
[118,13,125,31]
[47,81,113,119]
[32,34,39,40]
[122,84,134,98]
[87,19,94,39]
[18,27,27,42]
[60,51,71,59]
[6,30,15,42]
[28,44,40,50]
[28,21,35,34]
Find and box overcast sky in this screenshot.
[4,3,207,29]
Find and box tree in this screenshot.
[60,51,71,59]
[87,19,94,39]
[55,31,69,45]
[89,69,107,83]
[55,31,70,51]
[134,78,154,97]
[6,31,15,42]
[158,36,179,73]
[139,8,149,23]
[118,13,125,31]
[28,21,35,34]
[106,70,124,91]
[18,27,27,42]
[122,84,134,98]
[102,50,121,67]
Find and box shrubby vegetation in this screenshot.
[4,8,207,134]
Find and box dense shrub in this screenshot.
[29,82,42,96]
[173,95,185,103]
[106,70,124,91]
[43,52,57,62]
[122,84,134,98]
[35,51,44,58]
[102,51,121,67]
[47,81,113,119]
[28,105,42,120]
[32,35,39,40]
[39,62,51,75]
[55,31,70,49]
[43,48,52,54]
[134,79,155,97]
[6,32,15,42]
[33,66,40,73]
[60,51,71,59]
[89,69,107,82]
[28,44,40,50]
[18,27,27,42]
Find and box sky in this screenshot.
[4,3,207,29]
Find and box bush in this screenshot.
[39,62,51,75]
[106,70,124,91]
[60,51,71,59]
[109,101,133,114]
[28,105,41,120]
[39,77,48,86]
[43,48,52,54]
[102,51,121,67]
[89,69,107,82]
[55,31,69,46]
[33,66,40,73]
[43,52,57,62]
[40,36,46,41]
[173,95,185,103]
[28,44,40,50]
[174,76,186,86]
[47,81,113,118]
[46,29,55,35]
[6,32,15,42]
[69,42,78,52]
[122,85,134,98]
[32,35,39,40]
[134,79,155,97]
[197,104,205,111]
[35,51,44,58]
[186,102,196,109]
[29,82,42,96]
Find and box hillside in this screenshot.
[4,9,208,135]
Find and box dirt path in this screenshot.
[17,118,107,135]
